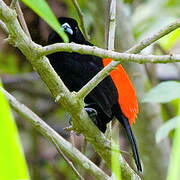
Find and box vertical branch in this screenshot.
[71,0,89,40]
[106,0,116,139]
[107,0,116,51]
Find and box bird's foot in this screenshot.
[85,107,98,125]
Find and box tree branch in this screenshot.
[41,43,180,64]
[51,137,85,180]
[10,0,31,38]
[127,19,180,54]
[71,0,89,40]
[10,0,18,9]
[107,0,116,51]
[15,1,31,38]
[0,19,8,33]
[0,87,110,180]
[105,0,117,141]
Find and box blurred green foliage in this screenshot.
[0,81,30,180]
[0,52,18,74]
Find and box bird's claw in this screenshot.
[85,107,98,125]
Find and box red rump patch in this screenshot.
[102,58,138,125]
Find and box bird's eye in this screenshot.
[61,23,73,35]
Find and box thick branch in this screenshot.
[1,87,110,180]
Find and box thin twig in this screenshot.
[0,19,8,33]
[15,1,31,38]
[127,19,180,54]
[71,0,89,40]
[11,0,31,38]
[10,0,18,9]
[51,137,85,180]
[107,0,116,51]
[106,0,116,141]
[10,0,31,38]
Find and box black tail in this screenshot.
[120,114,142,172]
[113,104,142,172]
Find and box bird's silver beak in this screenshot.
[61,23,73,35]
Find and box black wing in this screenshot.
[48,52,118,117]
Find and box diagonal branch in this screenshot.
[49,137,85,180]
[0,87,110,180]
[0,19,8,33]
[10,0,31,38]
[71,0,89,40]
[15,1,31,38]
[127,19,180,54]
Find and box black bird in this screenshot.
[47,17,142,172]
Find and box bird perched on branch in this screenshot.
[47,17,142,172]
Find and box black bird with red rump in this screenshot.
[47,17,142,172]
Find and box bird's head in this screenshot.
[47,17,86,44]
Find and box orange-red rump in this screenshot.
[102,58,138,125]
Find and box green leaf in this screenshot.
[159,27,180,50]
[0,81,30,180]
[142,81,180,103]
[166,99,180,180]
[20,0,68,42]
[156,116,179,143]
[111,128,121,180]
